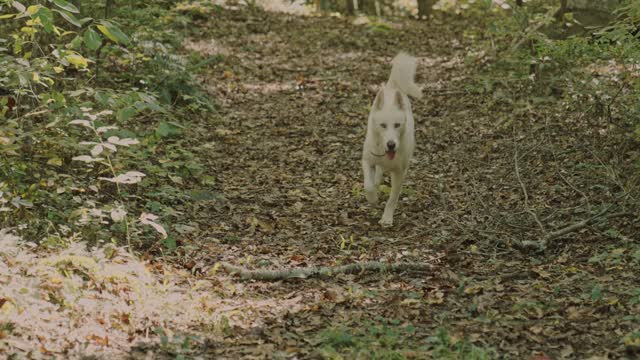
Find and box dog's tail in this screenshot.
[388,52,422,99]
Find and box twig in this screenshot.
[606,81,626,122]
[512,4,561,50]
[219,261,433,281]
[11,106,48,121]
[513,127,546,234]
[519,208,632,250]
[543,209,627,243]
[274,66,306,73]
[423,89,468,96]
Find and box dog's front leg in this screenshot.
[379,170,404,227]
[363,161,378,204]
[374,165,384,186]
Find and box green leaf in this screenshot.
[591,285,603,301]
[25,5,40,15]
[188,190,220,201]
[161,236,177,251]
[139,92,164,112]
[68,35,83,49]
[52,9,81,27]
[35,7,53,33]
[52,0,79,13]
[156,121,182,138]
[96,25,115,42]
[117,107,136,122]
[65,53,89,68]
[97,20,129,45]
[47,156,63,166]
[83,27,102,50]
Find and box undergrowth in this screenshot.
[0,0,217,250]
[315,322,496,359]
[469,0,640,135]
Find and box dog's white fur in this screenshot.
[362,53,421,227]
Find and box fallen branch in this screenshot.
[518,209,632,250]
[543,210,630,243]
[219,261,433,281]
[423,89,468,96]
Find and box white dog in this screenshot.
[362,53,422,227]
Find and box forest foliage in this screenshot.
[1,0,215,250]
[2,0,640,358]
[1,0,638,250]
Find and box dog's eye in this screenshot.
[394,123,401,129]
[380,124,387,129]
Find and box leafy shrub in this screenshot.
[0,0,214,249]
[470,0,640,133]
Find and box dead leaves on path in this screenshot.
[0,231,306,358]
[174,5,640,358]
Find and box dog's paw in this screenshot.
[365,191,378,204]
[378,217,393,227]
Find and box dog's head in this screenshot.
[371,87,406,160]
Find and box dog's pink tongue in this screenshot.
[386,151,396,160]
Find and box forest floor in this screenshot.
[5,3,639,360]
[166,4,640,360]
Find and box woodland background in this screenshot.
[1,0,640,358]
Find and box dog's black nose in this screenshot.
[387,141,396,151]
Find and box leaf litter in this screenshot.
[3,1,640,358]
[0,230,305,358]
[182,3,640,358]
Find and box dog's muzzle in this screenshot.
[385,141,396,160]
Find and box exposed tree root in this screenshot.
[219,261,434,281]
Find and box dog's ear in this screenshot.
[374,88,384,110]
[394,91,404,110]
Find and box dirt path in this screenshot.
[202,8,466,265]
[176,6,639,359]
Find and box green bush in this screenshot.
[470,0,640,132]
[0,0,213,249]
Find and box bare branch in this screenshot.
[220,261,433,281]
[518,209,632,250]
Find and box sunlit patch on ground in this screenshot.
[184,39,230,57]
[0,230,305,357]
[254,0,311,15]
[242,82,296,94]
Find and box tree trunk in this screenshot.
[358,0,375,15]
[555,0,568,21]
[105,0,113,18]
[417,0,434,19]
[346,0,355,15]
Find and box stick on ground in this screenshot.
[519,210,632,250]
[219,261,433,281]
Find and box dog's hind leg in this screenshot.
[379,170,404,227]
[374,165,384,186]
[363,161,378,204]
